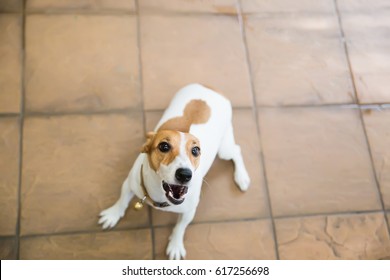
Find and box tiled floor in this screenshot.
[0,0,390,260]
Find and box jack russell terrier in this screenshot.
[98,83,250,260]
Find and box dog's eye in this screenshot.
[158,142,171,153]
[192,146,200,157]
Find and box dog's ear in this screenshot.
[141,131,156,153]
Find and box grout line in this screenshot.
[135,0,156,260]
[0,113,20,118]
[237,0,280,260]
[274,209,384,221]
[16,10,339,17]
[1,103,390,119]
[333,0,390,235]
[15,0,27,260]
[2,103,390,119]
[137,10,238,17]
[0,235,18,239]
[25,10,136,16]
[19,225,152,240]
[22,108,143,117]
[18,209,386,240]
[25,10,237,17]
[259,103,360,109]
[0,11,22,14]
[332,0,360,104]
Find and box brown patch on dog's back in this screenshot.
[158,99,211,133]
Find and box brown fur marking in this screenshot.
[158,99,211,133]
[185,134,201,169]
[142,130,181,171]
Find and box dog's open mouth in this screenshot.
[162,181,188,205]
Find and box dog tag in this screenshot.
[134,201,143,210]
[134,196,146,211]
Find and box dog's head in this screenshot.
[141,130,201,205]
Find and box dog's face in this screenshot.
[141,130,201,205]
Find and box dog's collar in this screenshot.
[134,165,170,210]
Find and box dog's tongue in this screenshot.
[170,184,187,199]
[163,182,188,199]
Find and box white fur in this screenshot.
[99,83,250,259]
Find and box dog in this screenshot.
[98,83,250,260]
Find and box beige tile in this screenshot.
[338,0,390,12]
[21,114,148,235]
[190,110,268,222]
[0,118,19,235]
[387,213,390,236]
[0,0,22,12]
[0,237,17,260]
[140,0,238,14]
[276,213,390,259]
[25,15,140,113]
[145,110,269,226]
[245,15,354,106]
[0,15,21,113]
[362,108,390,209]
[241,0,334,13]
[154,220,276,259]
[27,0,135,11]
[141,15,252,110]
[341,13,390,103]
[259,107,380,216]
[20,229,152,260]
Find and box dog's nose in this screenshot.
[175,168,192,184]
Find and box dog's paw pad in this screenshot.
[234,169,250,192]
[98,205,123,229]
[166,239,186,260]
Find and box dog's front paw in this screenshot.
[166,238,186,260]
[234,168,250,192]
[98,204,124,229]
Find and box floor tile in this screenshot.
[341,13,390,103]
[145,109,269,226]
[141,15,252,110]
[337,0,390,13]
[140,0,238,14]
[258,107,380,217]
[245,15,354,106]
[0,15,21,113]
[276,213,390,259]
[25,15,140,113]
[21,113,148,235]
[0,118,19,236]
[154,220,276,259]
[387,212,390,230]
[0,0,22,12]
[0,237,17,260]
[20,229,152,259]
[241,0,335,13]
[362,108,390,209]
[197,110,268,222]
[26,0,135,11]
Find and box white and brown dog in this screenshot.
[98,83,250,259]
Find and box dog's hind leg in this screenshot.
[166,209,196,260]
[217,123,250,191]
[98,177,134,229]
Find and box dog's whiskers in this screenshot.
[202,178,210,188]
